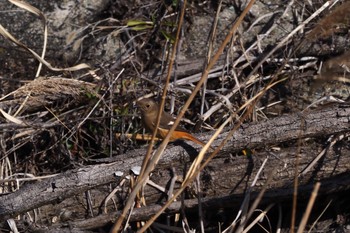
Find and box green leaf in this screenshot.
[161,30,175,43]
[127,20,154,31]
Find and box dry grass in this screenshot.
[0,0,349,232]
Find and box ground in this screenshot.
[0,0,349,232]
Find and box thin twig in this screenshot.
[110,1,188,231]
[296,182,321,233]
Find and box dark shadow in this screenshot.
[173,140,201,161]
[230,152,255,194]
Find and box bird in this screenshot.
[136,98,208,147]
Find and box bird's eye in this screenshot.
[146,104,150,108]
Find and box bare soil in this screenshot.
[0,0,349,232]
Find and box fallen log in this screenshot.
[0,103,349,228]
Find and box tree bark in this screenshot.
[0,103,349,228]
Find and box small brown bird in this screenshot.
[137,98,207,146]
